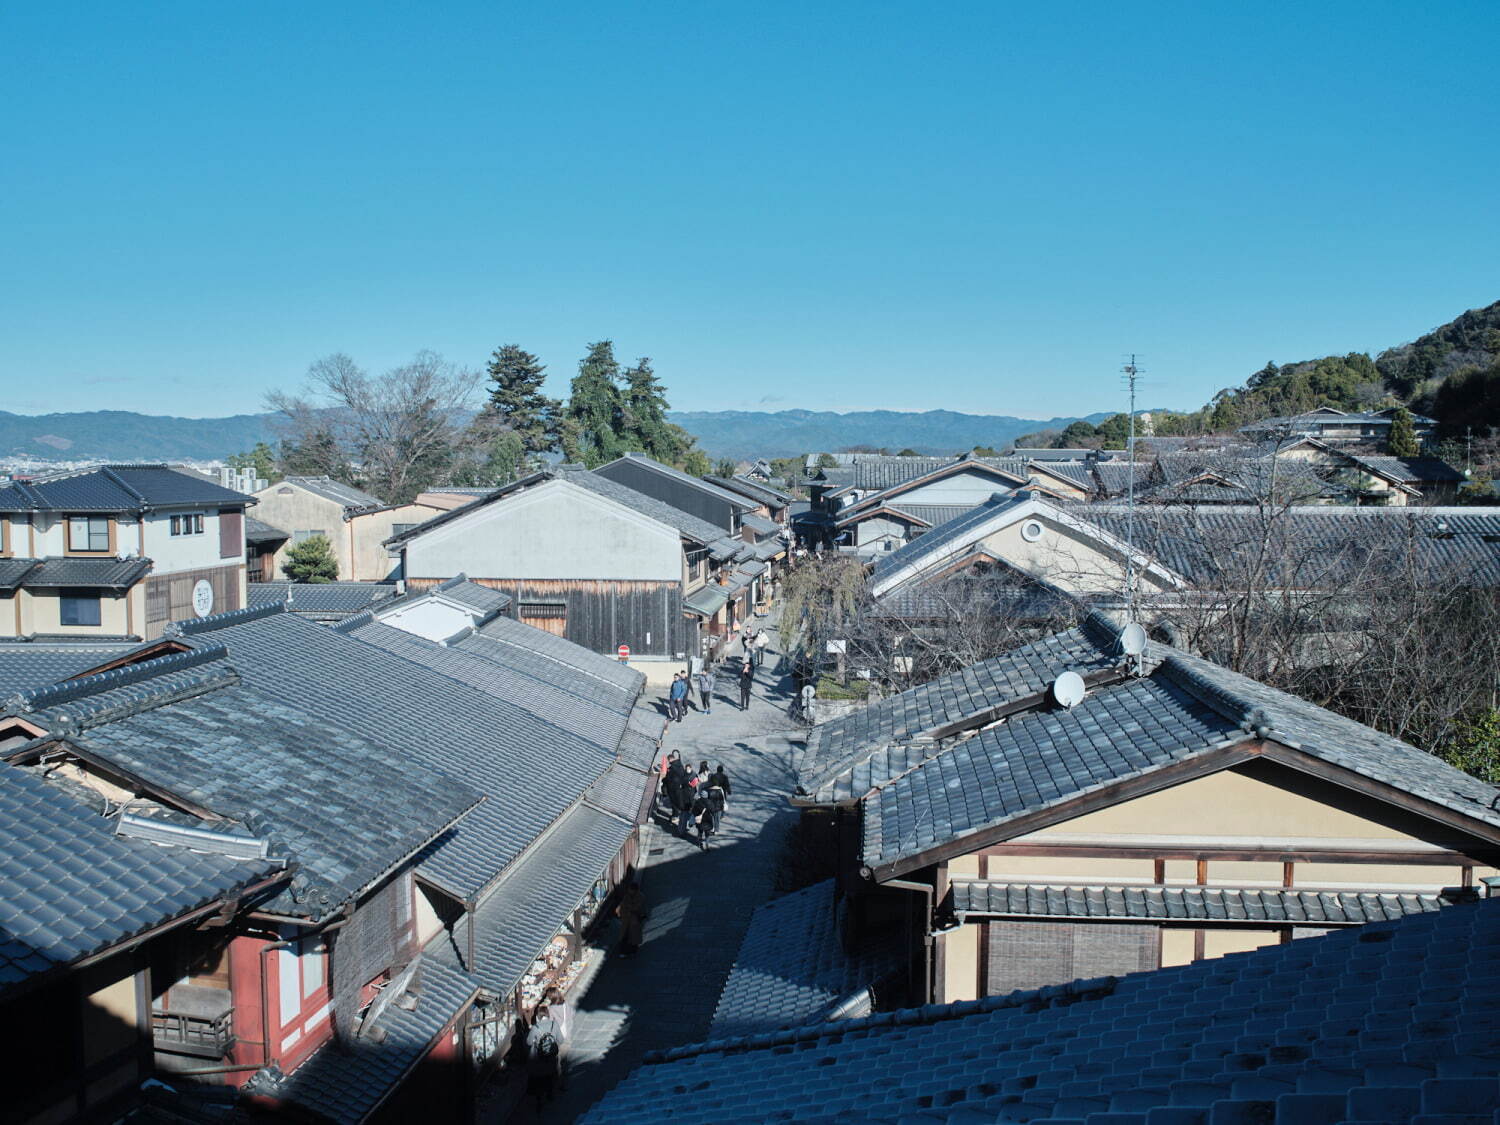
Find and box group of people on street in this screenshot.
[665,629,768,721]
[658,751,733,849]
[666,665,719,720]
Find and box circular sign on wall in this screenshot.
[192,579,214,618]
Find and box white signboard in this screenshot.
[192,579,214,618]
[825,639,847,654]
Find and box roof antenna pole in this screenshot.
[1122,355,1141,616]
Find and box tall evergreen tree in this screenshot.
[483,344,559,457]
[1387,405,1421,457]
[566,340,625,467]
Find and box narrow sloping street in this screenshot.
[505,632,803,1123]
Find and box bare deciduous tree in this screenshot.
[267,350,483,505]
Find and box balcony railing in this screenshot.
[152,986,234,1058]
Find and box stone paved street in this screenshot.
[500,628,802,1123]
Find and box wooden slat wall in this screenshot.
[411,576,698,657]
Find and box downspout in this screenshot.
[883,877,934,1004]
[167,933,292,1078]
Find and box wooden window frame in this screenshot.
[65,515,114,555]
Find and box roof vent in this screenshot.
[1051,670,1086,709]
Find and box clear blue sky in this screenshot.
[2,2,1496,420]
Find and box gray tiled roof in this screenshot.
[1085,505,1500,587]
[951,881,1451,925]
[248,581,398,617]
[437,803,633,997]
[424,575,512,614]
[345,620,635,753]
[868,492,1027,585]
[1090,460,1152,497]
[0,762,280,993]
[741,512,781,536]
[886,503,980,527]
[467,610,643,695]
[5,556,152,590]
[705,475,794,507]
[579,897,1500,1125]
[599,453,755,510]
[1350,454,1467,483]
[0,642,129,699]
[797,621,1119,802]
[1027,461,1096,491]
[12,652,482,919]
[861,674,1241,868]
[584,759,653,822]
[858,623,1500,871]
[849,456,1028,492]
[561,467,729,544]
[280,475,385,511]
[0,465,251,513]
[242,953,478,1125]
[708,879,907,1040]
[166,608,616,902]
[683,585,730,617]
[244,516,290,543]
[0,558,38,590]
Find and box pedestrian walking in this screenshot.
[695,665,716,713]
[710,762,732,809]
[657,749,681,813]
[738,658,754,710]
[665,753,691,831]
[691,768,719,849]
[753,629,770,668]
[543,986,573,1089]
[615,881,647,956]
[526,1005,562,1108]
[668,671,689,722]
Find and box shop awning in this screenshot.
[683,585,731,618]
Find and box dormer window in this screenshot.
[67,516,110,552]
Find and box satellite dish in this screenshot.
[1051,670,1086,709]
[1119,622,1149,657]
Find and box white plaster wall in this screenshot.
[140,511,230,574]
[404,479,683,581]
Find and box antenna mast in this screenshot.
[1123,355,1141,614]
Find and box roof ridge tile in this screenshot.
[12,643,232,712]
[167,600,286,636]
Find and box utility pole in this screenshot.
[1123,355,1141,614]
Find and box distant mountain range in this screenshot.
[667,409,1128,460]
[0,406,1125,464]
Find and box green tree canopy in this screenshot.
[1059,420,1099,445]
[483,344,559,457]
[565,340,625,467]
[282,534,338,583]
[1386,406,1421,457]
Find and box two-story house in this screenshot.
[250,476,444,582]
[0,465,254,641]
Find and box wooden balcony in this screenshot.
[151,985,234,1058]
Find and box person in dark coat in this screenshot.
[691,768,718,849]
[667,672,690,721]
[616,881,646,956]
[665,753,692,833]
[738,658,754,710]
[526,1005,562,1107]
[710,762,732,809]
